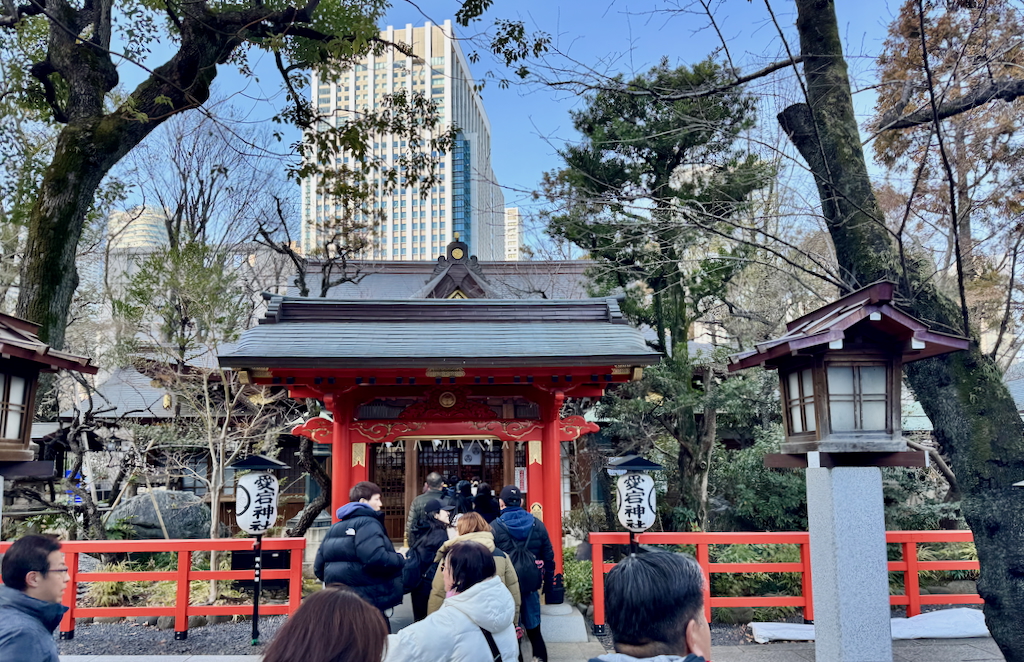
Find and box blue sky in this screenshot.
[116,1,905,223]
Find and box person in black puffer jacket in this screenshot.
[405,498,454,621]
[314,481,405,628]
[472,482,500,523]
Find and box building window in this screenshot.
[783,367,815,435]
[826,364,889,432]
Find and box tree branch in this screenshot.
[877,77,1024,131]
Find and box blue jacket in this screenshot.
[492,506,555,593]
[314,502,405,609]
[0,584,67,662]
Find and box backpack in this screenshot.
[495,518,542,593]
[402,545,439,593]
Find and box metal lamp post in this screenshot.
[229,454,289,646]
[608,455,663,555]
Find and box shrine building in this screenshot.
[219,239,660,573]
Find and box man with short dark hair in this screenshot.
[492,484,554,662]
[315,480,406,629]
[0,534,70,662]
[588,552,711,662]
[406,471,445,548]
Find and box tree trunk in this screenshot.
[285,436,331,536]
[783,2,1024,658]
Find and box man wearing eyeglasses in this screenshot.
[0,534,70,662]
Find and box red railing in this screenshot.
[588,530,980,632]
[0,537,306,640]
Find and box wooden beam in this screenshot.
[764,451,928,469]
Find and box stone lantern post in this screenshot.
[728,282,968,662]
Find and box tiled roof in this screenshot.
[221,296,661,370]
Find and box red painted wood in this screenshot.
[585,530,979,630]
[0,538,308,639]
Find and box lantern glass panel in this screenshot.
[827,364,889,432]
[4,375,25,439]
[785,367,815,435]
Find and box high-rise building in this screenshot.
[504,207,521,261]
[302,20,505,261]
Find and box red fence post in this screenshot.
[696,541,712,624]
[289,540,304,614]
[800,538,814,622]
[902,541,921,618]
[174,551,191,640]
[59,550,79,640]
[590,537,606,635]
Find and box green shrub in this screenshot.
[562,504,607,540]
[709,425,807,532]
[708,544,802,622]
[562,547,593,607]
[86,562,144,607]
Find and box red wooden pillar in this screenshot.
[526,439,546,527]
[542,390,565,575]
[326,394,353,523]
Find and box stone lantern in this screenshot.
[728,281,968,662]
[730,281,968,456]
[0,314,97,464]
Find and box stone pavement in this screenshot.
[60,638,1006,661]
[59,641,608,661]
[709,638,1004,661]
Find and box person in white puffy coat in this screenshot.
[384,541,518,662]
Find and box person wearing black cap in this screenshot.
[492,485,554,662]
[404,498,455,621]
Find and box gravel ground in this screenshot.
[57,616,286,656]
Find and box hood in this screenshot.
[434,530,495,562]
[336,501,377,520]
[444,575,514,632]
[595,654,704,662]
[0,584,68,632]
[499,507,535,539]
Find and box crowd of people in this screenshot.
[0,475,711,662]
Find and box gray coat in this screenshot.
[0,584,68,662]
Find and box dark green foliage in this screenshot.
[709,425,808,532]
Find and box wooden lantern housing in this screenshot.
[728,282,968,454]
[0,314,97,462]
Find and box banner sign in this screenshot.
[616,472,656,532]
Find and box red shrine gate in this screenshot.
[220,260,659,577]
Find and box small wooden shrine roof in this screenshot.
[220,295,661,371]
[729,281,969,371]
[0,312,97,373]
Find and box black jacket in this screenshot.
[473,494,500,523]
[314,502,405,610]
[492,506,555,594]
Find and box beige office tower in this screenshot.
[504,207,521,261]
[302,20,505,261]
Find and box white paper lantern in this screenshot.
[235,471,279,535]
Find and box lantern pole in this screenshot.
[251,532,263,645]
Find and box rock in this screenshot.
[76,617,94,626]
[156,616,175,630]
[135,616,160,626]
[187,615,208,629]
[945,580,978,595]
[108,490,213,540]
[94,616,125,624]
[77,554,102,573]
[207,614,233,625]
[574,543,592,561]
[924,584,956,594]
[715,607,755,625]
[585,604,594,619]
